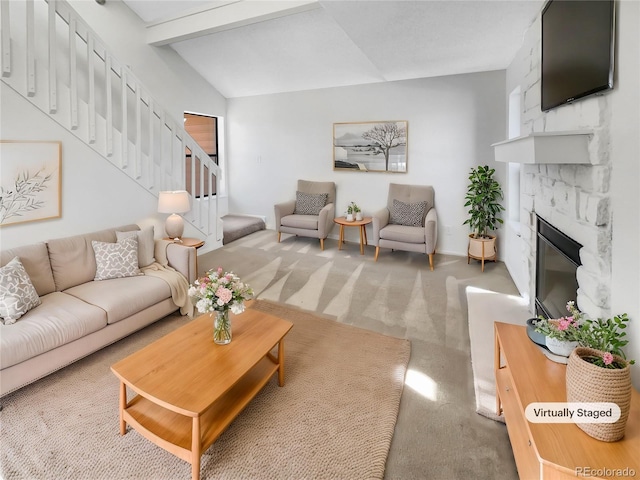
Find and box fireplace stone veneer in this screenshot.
[521,160,613,321]
[503,3,614,326]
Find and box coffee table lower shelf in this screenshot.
[120,355,279,469]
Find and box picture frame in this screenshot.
[333,121,408,173]
[0,140,62,227]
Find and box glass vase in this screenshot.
[213,310,232,345]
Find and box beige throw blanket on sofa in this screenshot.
[141,239,194,317]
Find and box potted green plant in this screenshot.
[536,301,635,442]
[350,202,362,221]
[346,203,354,222]
[463,165,505,271]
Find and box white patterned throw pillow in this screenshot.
[294,191,328,215]
[0,257,41,325]
[390,199,427,227]
[92,236,141,281]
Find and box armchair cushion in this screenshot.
[294,191,328,215]
[379,225,426,244]
[281,214,319,230]
[390,199,427,227]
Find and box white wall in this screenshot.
[610,0,640,387]
[226,72,507,256]
[1,0,227,252]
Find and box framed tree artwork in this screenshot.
[0,140,62,226]
[333,121,408,173]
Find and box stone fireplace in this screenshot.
[521,153,613,321]
[499,10,614,322]
[495,126,613,322]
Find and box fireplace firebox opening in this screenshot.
[535,215,583,320]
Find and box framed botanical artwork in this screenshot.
[333,121,408,173]
[0,140,62,226]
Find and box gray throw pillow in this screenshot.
[116,226,155,268]
[294,191,328,215]
[0,257,41,325]
[390,199,427,227]
[92,236,141,281]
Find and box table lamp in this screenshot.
[158,190,190,239]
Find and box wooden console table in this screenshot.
[494,322,640,479]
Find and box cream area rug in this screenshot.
[466,286,531,421]
[0,300,410,480]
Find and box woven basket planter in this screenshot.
[566,347,632,442]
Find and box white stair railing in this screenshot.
[1,0,220,238]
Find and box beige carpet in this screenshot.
[0,300,410,480]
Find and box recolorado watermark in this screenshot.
[525,402,621,423]
[575,467,636,477]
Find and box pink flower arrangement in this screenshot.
[535,303,584,342]
[188,267,253,314]
[536,301,634,369]
[557,316,577,331]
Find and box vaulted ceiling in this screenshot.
[122,0,544,98]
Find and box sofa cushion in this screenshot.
[0,257,42,325]
[0,292,107,369]
[390,199,427,227]
[64,275,171,325]
[379,224,425,244]
[281,214,319,230]
[92,237,141,281]
[294,191,328,215]
[47,224,139,291]
[116,226,155,267]
[0,242,56,296]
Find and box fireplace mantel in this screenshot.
[492,131,592,164]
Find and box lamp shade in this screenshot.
[158,191,190,214]
[158,191,190,239]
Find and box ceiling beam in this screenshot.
[146,0,322,46]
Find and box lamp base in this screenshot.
[165,214,184,239]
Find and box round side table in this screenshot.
[163,237,205,249]
[333,217,372,255]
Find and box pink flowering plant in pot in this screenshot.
[535,301,634,368]
[552,302,636,442]
[188,267,253,344]
[534,301,583,356]
[572,309,635,369]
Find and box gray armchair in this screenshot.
[275,180,336,250]
[372,183,437,270]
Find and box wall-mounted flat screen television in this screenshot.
[541,0,615,111]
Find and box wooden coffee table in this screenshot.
[111,308,293,480]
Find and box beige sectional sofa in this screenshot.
[0,224,197,397]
